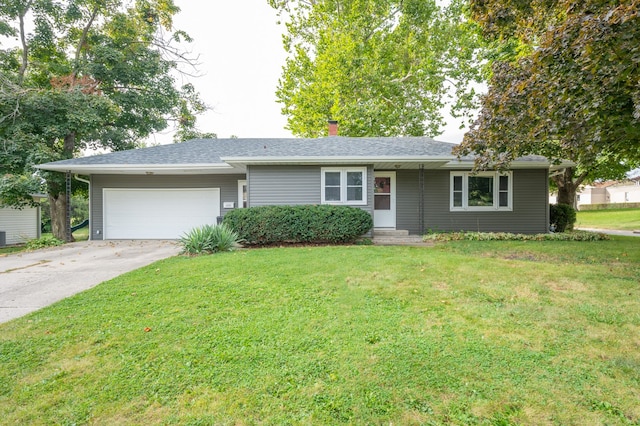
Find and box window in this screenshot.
[450,172,512,211]
[321,167,367,205]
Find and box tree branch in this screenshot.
[72,4,101,83]
[17,1,34,86]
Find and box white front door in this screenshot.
[374,171,396,228]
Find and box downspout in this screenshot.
[74,174,90,185]
[419,164,425,233]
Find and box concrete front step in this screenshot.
[372,236,433,247]
[373,229,409,237]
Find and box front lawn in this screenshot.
[1,238,639,424]
[576,208,640,231]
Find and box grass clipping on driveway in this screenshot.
[1,239,639,424]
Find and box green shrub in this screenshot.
[550,203,577,232]
[179,223,241,255]
[223,204,373,245]
[25,235,64,250]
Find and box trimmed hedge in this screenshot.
[222,204,373,245]
[550,203,576,232]
[579,202,640,211]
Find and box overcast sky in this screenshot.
[160,0,469,144]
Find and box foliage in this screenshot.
[456,0,640,203]
[0,174,42,208]
[0,241,639,423]
[423,230,608,242]
[268,0,487,137]
[24,235,64,250]
[40,193,88,233]
[179,224,241,255]
[223,204,373,245]
[0,0,210,239]
[550,203,577,233]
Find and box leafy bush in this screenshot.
[179,224,241,255]
[223,204,373,245]
[550,203,577,232]
[25,235,64,250]
[423,230,609,242]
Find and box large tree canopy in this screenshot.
[0,0,209,239]
[456,0,640,204]
[269,0,486,137]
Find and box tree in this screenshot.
[456,0,640,205]
[268,0,487,137]
[0,0,209,240]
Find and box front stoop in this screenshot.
[372,229,433,247]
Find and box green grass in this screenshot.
[1,239,639,424]
[577,208,640,231]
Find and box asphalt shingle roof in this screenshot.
[39,136,458,168]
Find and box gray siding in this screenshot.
[247,165,322,206]
[395,169,549,234]
[396,170,421,233]
[90,174,245,240]
[248,165,374,214]
[247,165,374,236]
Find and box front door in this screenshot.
[374,171,396,228]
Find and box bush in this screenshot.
[223,204,373,245]
[550,203,577,232]
[25,235,64,250]
[179,223,241,255]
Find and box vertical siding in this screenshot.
[420,169,549,234]
[395,170,421,234]
[91,174,245,240]
[0,206,39,245]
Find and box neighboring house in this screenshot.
[576,178,640,207]
[36,136,570,240]
[0,196,44,246]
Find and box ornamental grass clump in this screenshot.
[179,223,241,255]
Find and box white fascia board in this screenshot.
[442,159,575,170]
[35,163,237,175]
[221,155,457,165]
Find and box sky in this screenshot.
[154,0,469,144]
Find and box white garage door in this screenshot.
[103,188,220,239]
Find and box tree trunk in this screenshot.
[47,132,77,242]
[49,193,73,242]
[551,167,589,210]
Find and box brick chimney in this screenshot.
[328,120,338,136]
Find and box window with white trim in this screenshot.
[450,172,512,211]
[321,167,367,205]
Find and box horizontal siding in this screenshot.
[247,165,322,206]
[91,174,245,240]
[0,206,39,245]
[423,169,549,234]
[248,165,374,237]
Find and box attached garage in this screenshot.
[103,188,220,239]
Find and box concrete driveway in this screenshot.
[0,240,181,324]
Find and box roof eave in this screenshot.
[221,156,457,166]
[35,163,239,175]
